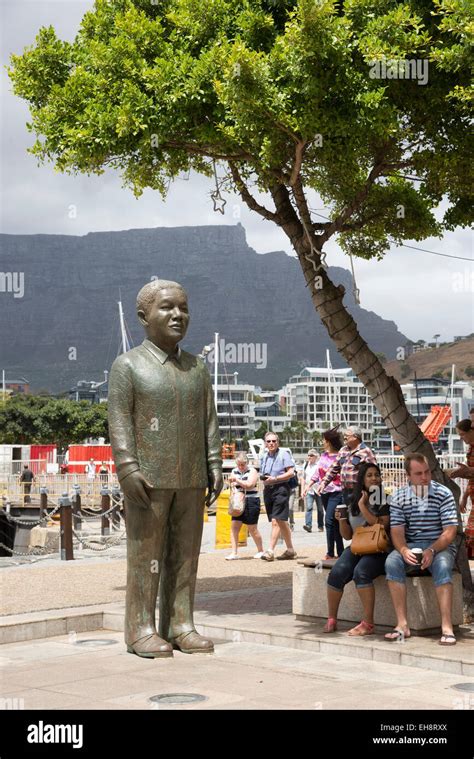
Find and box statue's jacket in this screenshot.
[108,339,222,489]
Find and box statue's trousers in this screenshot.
[124,488,206,645]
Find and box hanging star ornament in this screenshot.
[211,190,227,214]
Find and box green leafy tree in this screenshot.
[9,0,472,595]
[0,395,109,447]
[311,430,323,447]
[400,361,411,378]
[253,420,269,439]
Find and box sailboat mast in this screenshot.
[448,363,456,454]
[214,332,219,409]
[326,349,333,428]
[118,300,130,354]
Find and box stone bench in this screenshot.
[293,561,463,633]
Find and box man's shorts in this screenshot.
[264,484,291,522]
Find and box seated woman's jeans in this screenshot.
[385,542,455,587]
[321,491,344,557]
[327,546,387,590]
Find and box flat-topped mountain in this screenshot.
[0,224,407,391]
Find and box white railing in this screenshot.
[0,473,120,508]
[0,454,467,506]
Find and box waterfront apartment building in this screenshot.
[284,367,473,452]
[213,372,255,443]
[285,367,376,443]
[254,401,291,433]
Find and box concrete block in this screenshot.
[102,613,124,631]
[0,620,47,644]
[293,565,463,632]
[293,638,321,653]
[28,526,59,551]
[400,653,462,675]
[66,614,103,634]
[45,619,67,637]
[270,635,294,648]
[372,647,402,666]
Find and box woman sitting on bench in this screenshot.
[323,463,390,636]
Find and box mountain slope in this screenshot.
[0,224,408,391]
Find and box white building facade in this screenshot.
[284,367,473,453]
[213,373,255,443]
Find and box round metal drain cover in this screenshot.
[149,693,208,705]
[451,683,474,693]
[75,639,117,647]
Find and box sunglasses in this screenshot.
[266,440,278,443]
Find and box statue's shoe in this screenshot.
[126,633,173,658]
[171,630,214,654]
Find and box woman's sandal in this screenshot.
[384,628,411,641]
[323,617,337,633]
[347,620,375,636]
[439,633,456,646]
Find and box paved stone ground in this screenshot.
[0,514,326,615]
[0,629,472,711]
[1,513,473,716]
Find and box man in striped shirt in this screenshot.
[315,426,376,505]
[385,453,458,645]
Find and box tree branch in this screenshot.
[289,140,307,187]
[291,175,314,234]
[269,183,306,248]
[163,140,252,162]
[339,211,384,232]
[318,162,386,246]
[228,162,280,223]
[262,112,300,144]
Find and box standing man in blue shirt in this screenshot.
[260,431,297,561]
[385,453,458,645]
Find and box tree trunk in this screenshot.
[291,228,472,615]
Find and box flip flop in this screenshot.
[384,628,411,641]
[439,634,456,646]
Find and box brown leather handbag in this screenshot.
[350,521,389,555]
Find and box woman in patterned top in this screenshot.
[454,419,474,559]
[311,429,345,560]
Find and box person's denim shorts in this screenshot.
[385,541,455,587]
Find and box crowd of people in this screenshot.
[225,416,474,646]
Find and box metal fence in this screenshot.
[0,473,120,508]
[0,453,468,507]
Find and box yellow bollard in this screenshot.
[215,490,247,549]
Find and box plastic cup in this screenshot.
[412,548,423,565]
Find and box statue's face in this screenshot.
[140,287,190,347]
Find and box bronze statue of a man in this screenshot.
[108,279,223,657]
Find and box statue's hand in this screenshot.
[120,470,152,510]
[206,469,223,507]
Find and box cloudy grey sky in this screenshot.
[1,0,472,344]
